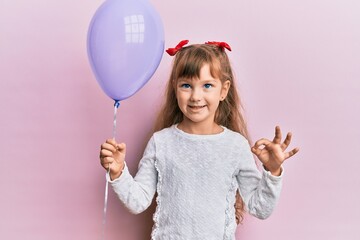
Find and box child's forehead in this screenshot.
[178,72,220,83]
[176,62,221,80]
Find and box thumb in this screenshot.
[116,143,126,155]
[251,146,262,157]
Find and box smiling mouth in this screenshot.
[189,105,206,109]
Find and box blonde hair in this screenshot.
[154,43,248,223]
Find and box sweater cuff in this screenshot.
[262,165,284,181]
[106,162,128,183]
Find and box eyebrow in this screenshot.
[197,79,219,84]
[178,78,218,83]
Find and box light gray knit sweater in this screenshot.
[109,125,283,240]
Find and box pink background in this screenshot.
[1,0,359,239]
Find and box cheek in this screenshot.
[176,92,186,106]
[176,90,188,99]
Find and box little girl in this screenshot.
[99,40,299,239]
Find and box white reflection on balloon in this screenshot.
[124,15,145,43]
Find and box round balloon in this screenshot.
[87,0,165,101]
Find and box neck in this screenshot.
[177,120,223,135]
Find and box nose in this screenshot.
[190,87,202,102]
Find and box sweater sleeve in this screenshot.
[236,140,283,220]
[108,136,158,214]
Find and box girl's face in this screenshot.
[176,64,230,132]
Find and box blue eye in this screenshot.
[204,83,213,89]
[181,83,191,89]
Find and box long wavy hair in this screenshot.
[154,43,249,223]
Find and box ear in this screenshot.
[220,80,231,101]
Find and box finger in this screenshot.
[284,147,300,159]
[116,143,127,155]
[251,147,262,156]
[252,138,270,157]
[253,138,272,149]
[100,149,113,158]
[101,157,114,167]
[281,132,292,151]
[273,126,282,144]
[106,139,118,148]
[101,142,117,153]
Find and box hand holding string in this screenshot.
[100,139,126,181]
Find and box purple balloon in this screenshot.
[87,0,165,101]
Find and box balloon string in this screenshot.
[113,100,120,139]
[102,172,109,240]
[102,100,120,240]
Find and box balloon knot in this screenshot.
[114,100,120,108]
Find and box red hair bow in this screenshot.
[166,40,189,56]
[205,41,232,51]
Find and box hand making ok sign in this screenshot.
[251,126,299,176]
